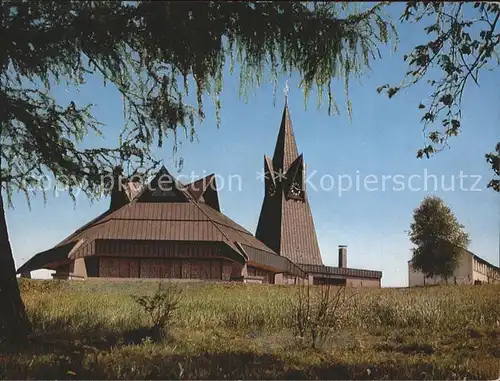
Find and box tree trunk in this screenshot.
[0,192,31,344]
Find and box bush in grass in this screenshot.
[132,282,182,341]
[293,284,348,349]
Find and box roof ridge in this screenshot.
[197,203,254,234]
[105,217,212,222]
[185,186,248,259]
[55,204,127,247]
[184,173,216,201]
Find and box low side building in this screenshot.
[408,247,500,286]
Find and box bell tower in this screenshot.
[255,96,323,266]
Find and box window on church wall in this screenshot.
[189,260,202,279]
[119,259,129,278]
[170,260,182,279]
[181,260,191,279]
[100,258,120,278]
[140,259,153,278]
[154,177,176,195]
[210,260,222,280]
[130,260,139,277]
[199,260,211,280]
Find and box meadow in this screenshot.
[1,279,499,380]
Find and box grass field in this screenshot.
[1,279,499,379]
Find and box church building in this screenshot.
[17,102,382,286]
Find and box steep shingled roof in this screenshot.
[17,166,292,274]
[255,102,323,265]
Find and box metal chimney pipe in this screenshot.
[338,245,347,268]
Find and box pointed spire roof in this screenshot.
[256,102,323,266]
[272,102,299,174]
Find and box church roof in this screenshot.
[272,102,300,174]
[17,166,305,277]
[256,102,323,266]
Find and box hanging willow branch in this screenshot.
[1,1,396,203]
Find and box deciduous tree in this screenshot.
[409,196,470,282]
[485,142,500,192]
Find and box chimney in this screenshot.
[338,245,347,268]
[109,165,127,210]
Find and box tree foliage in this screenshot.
[1,1,395,343]
[485,142,500,192]
[379,2,500,191]
[409,196,470,281]
[132,282,182,341]
[1,1,395,204]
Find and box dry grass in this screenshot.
[1,280,499,379]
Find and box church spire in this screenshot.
[272,86,299,175]
[255,98,323,266]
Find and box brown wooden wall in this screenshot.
[98,257,233,280]
[247,265,274,284]
[277,273,307,285]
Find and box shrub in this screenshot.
[293,284,348,349]
[132,282,182,341]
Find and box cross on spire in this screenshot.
[284,80,289,103]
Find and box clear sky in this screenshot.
[5,3,499,287]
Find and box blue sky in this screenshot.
[5,3,499,287]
